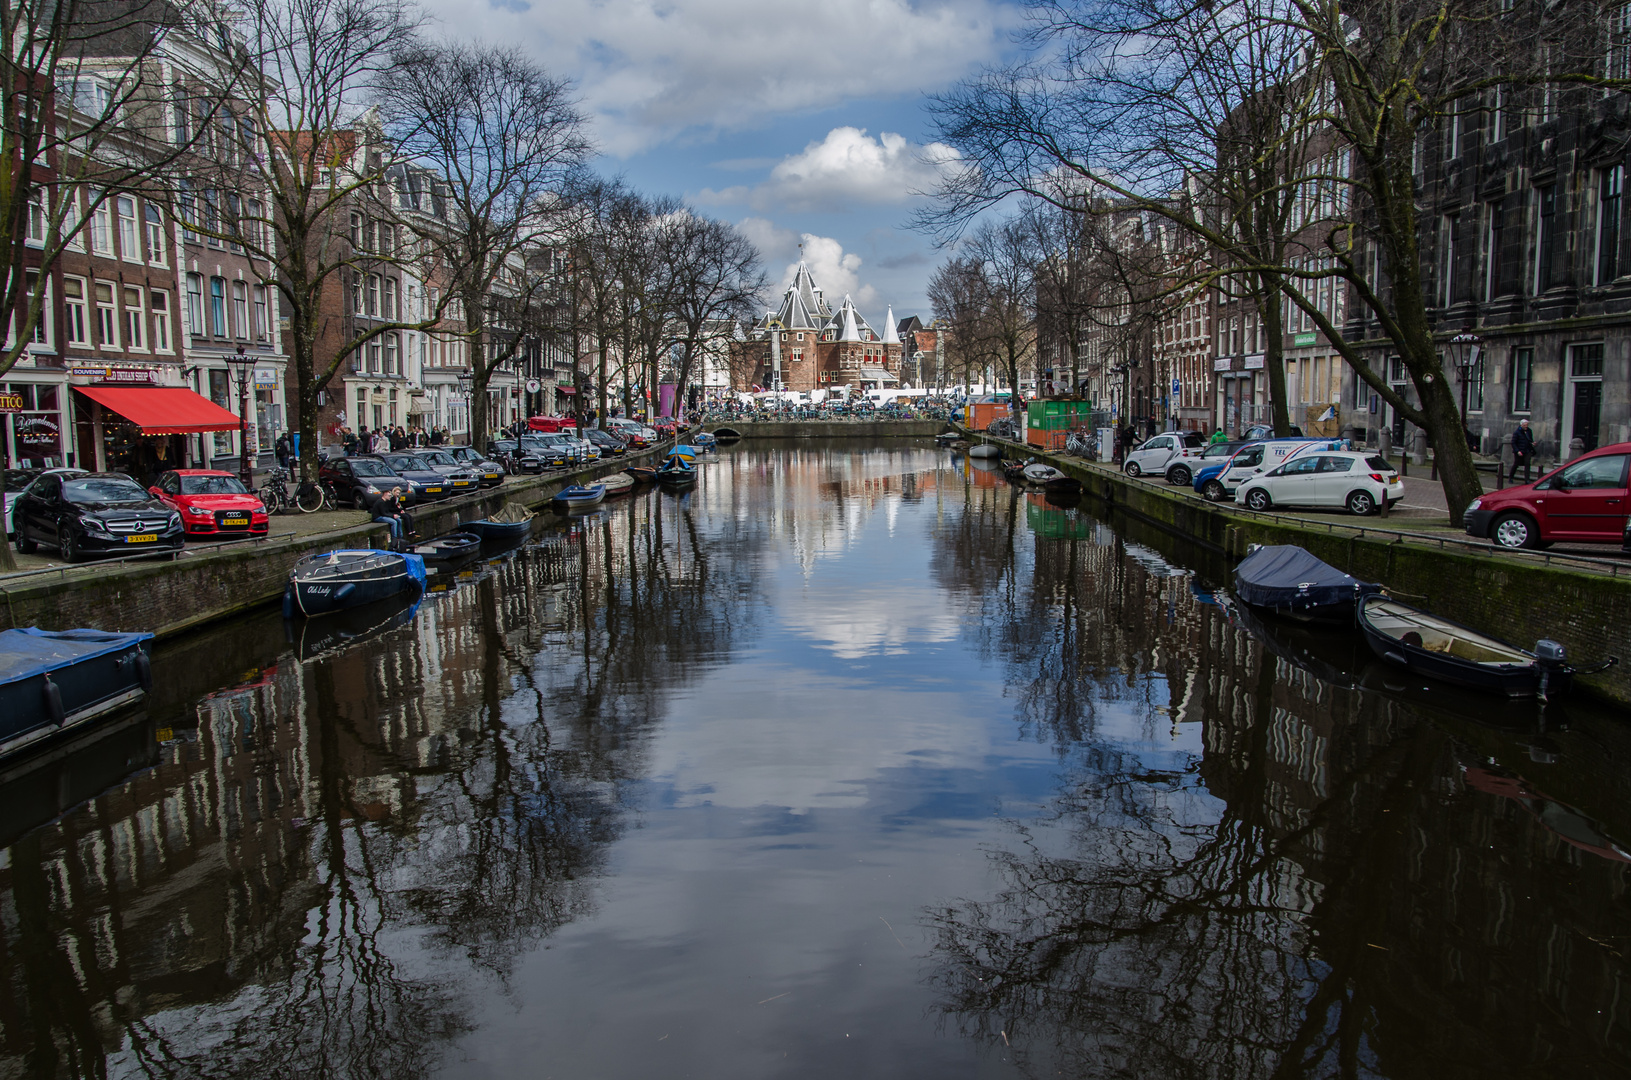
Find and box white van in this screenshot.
[1200,438,1347,501]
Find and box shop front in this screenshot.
[72,384,245,487]
[0,381,69,469]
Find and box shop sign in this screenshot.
[1213,357,1234,372]
[1292,331,1317,347]
[17,416,60,451]
[71,366,159,384]
[0,390,24,413]
[253,367,279,389]
[1243,354,1266,370]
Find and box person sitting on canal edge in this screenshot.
[361,485,415,546]
[1512,418,1536,482]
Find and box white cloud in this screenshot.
[419,0,1009,156]
[697,128,961,213]
[738,222,879,311]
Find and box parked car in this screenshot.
[488,438,546,474]
[148,470,270,538]
[517,435,575,469]
[1193,439,1343,502]
[444,445,506,486]
[1235,450,1403,516]
[1242,423,1304,440]
[378,453,458,500]
[1165,440,1249,486]
[653,418,678,437]
[1123,430,1206,478]
[1466,442,1631,549]
[320,455,422,506]
[606,418,657,446]
[585,428,628,456]
[556,433,600,462]
[13,472,184,561]
[5,467,88,539]
[410,448,483,494]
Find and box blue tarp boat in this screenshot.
[1233,544,1380,623]
[284,549,426,617]
[0,627,154,760]
[551,484,606,511]
[656,455,697,486]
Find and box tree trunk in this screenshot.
[1258,289,1291,436]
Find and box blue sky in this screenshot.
[420,0,1022,327]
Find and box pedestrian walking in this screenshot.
[1208,427,1226,446]
[1512,418,1536,482]
[274,431,292,470]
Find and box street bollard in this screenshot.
[1569,436,1586,462]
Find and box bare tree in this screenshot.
[928,218,1037,423]
[659,212,765,422]
[375,41,589,450]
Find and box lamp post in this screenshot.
[226,345,255,486]
[1448,331,1482,447]
[457,372,472,439]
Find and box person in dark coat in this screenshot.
[1512,418,1536,482]
[274,432,292,470]
[361,485,414,543]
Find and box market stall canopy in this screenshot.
[74,386,243,435]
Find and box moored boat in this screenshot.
[625,465,658,484]
[656,455,697,486]
[0,628,155,760]
[551,484,607,512]
[295,591,423,662]
[1234,544,1380,623]
[691,432,718,451]
[1357,594,1612,698]
[408,531,482,563]
[463,505,535,541]
[1022,462,1067,485]
[284,549,427,617]
[670,444,699,463]
[968,443,1001,459]
[599,472,636,496]
[1001,459,1028,482]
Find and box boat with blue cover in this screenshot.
[656,454,697,486]
[1233,544,1381,623]
[691,432,718,451]
[551,484,606,512]
[0,627,154,760]
[284,549,426,617]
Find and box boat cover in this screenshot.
[295,549,427,590]
[1233,545,1379,612]
[0,627,153,685]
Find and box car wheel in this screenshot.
[60,527,81,563]
[1167,465,1191,486]
[1244,488,1272,512]
[1124,461,1142,478]
[1346,490,1377,516]
[1202,480,1226,502]
[1492,512,1540,550]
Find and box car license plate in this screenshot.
[485,472,498,480]
[1389,477,1401,485]
[223,516,249,526]
[126,533,157,543]
[454,480,471,487]
[425,487,443,495]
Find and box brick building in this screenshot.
[742,262,902,393]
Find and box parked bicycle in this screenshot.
[259,467,339,514]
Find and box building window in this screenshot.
[384,277,398,319]
[1611,5,1631,80]
[116,195,140,261]
[350,212,365,250]
[186,273,205,336]
[178,182,198,245]
[145,203,166,265]
[367,338,382,373]
[1536,184,1556,293]
[26,190,44,246]
[1598,165,1623,285]
[122,286,146,350]
[63,278,88,345]
[1466,351,1484,411]
[1485,200,1504,301]
[385,332,398,375]
[366,274,380,317]
[1509,346,1532,412]
[1441,213,1458,306]
[88,194,113,254]
[230,281,248,338]
[350,271,364,316]
[26,271,51,347]
[209,276,226,337]
[203,189,221,247]
[151,290,172,352]
[245,199,262,252]
[1571,342,1604,378]
[94,281,118,347]
[252,285,268,341]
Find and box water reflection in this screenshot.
[2,443,1629,1079]
[927,476,1631,1079]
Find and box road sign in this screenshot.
[1171,377,1181,396]
[525,379,542,393]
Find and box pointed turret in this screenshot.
[881,307,898,345]
[833,294,864,342]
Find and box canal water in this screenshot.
[3,440,1631,1079]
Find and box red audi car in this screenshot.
[148,469,270,538]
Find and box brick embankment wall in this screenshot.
[0,450,658,640]
[709,421,946,439]
[967,429,1631,706]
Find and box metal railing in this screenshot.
[0,530,300,586]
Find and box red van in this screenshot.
[1463,441,1631,549]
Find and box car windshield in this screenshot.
[63,478,148,503]
[181,475,249,495]
[387,455,430,471]
[353,460,398,478]
[419,451,456,466]
[5,469,39,490]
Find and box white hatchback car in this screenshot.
[1123,430,1205,478]
[1235,451,1403,516]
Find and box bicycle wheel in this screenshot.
[295,482,325,513]
[322,482,340,510]
[258,485,283,514]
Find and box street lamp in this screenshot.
[1447,331,1482,446]
[225,344,256,486]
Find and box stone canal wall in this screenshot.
[0,453,654,640]
[975,432,1631,706]
[710,420,943,439]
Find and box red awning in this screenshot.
[557,385,577,394]
[75,386,244,435]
